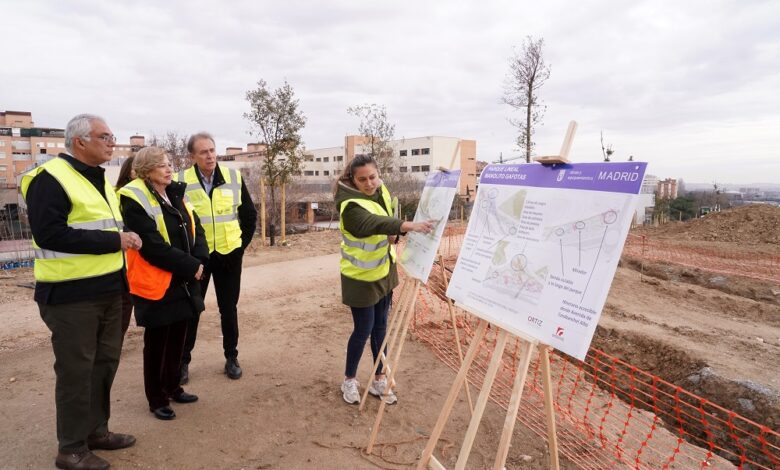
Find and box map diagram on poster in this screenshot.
[399,170,460,283]
[446,162,647,360]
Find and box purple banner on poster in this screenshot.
[424,169,461,188]
[479,162,647,194]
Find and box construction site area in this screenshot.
[0,204,778,469]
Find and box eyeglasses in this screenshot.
[83,134,117,144]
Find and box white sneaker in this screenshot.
[341,378,360,404]
[368,377,398,405]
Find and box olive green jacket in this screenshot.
[335,181,405,307]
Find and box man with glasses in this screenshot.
[21,114,140,470]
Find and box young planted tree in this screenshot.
[346,104,395,173]
[244,79,307,236]
[502,36,551,162]
[147,132,190,171]
[347,104,422,215]
[600,131,615,162]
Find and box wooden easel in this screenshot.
[363,144,465,452]
[416,123,580,469]
[362,276,421,452]
[416,314,560,470]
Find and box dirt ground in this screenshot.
[0,205,778,469]
[0,230,569,470]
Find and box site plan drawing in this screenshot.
[399,170,461,283]
[447,162,647,360]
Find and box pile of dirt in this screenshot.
[638,204,780,244]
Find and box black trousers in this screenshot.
[38,294,123,453]
[182,248,243,364]
[143,319,187,409]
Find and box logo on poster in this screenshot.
[552,326,565,341]
[556,170,566,182]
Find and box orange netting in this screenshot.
[623,234,780,284]
[403,229,779,469]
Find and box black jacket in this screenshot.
[120,180,209,328]
[25,154,127,305]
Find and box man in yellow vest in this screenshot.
[177,132,257,382]
[21,114,141,470]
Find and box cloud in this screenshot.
[1,0,777,183]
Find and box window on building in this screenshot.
[315,157,321,162]
[315,171,319,176]
[39,148,47,154]
[411,165,421,172]
[304,170,315,176]
[0,152,5,159]
[305,155,314,161]
[57,143,65,148]
[421,165,430,172]
[399,150,407,157]
[421,148,430,155]
[411,149,420,156]
[336,155,343,161]
[399,166,408,173]
[324,157,329,162]
[385,168,393,173]
[323,170,329,176]
[0,165,6,171]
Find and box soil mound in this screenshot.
[639,204,780,244]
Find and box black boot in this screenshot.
[225,358,242,380]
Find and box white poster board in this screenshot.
[446,162,647,360]
[399,169,461,283]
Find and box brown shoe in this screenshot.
[55,450,110,470]
[87,432,136,450]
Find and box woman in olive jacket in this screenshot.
[119,147,209,421]
[334,155,433,405]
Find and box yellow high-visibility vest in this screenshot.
[339,185,397,282]
[174,166,242,254]
[20,157,124,282]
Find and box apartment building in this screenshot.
[0,111,66,192]
[657,178,678,199]
[300,135,478,199]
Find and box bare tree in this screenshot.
[147,132,190,171]
[346,104,395,173]
[600,131,615,162]
[347,103,422,214]
[244,79,307,228]
[502,36,551,162]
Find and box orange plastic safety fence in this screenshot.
[401,231,780,469]
[623,234,779,283]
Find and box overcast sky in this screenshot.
[2,0,778,184]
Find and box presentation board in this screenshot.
[446,162,647,360]
[399,169,461,283]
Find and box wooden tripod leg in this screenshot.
[359,279,417,410]
[417,320,488,470]
[438,255,474,414]
[366,283,420,453]
[539,346,560,470]
[492,340,536,470]
[454,329,509,470]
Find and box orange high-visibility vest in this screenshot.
[119,179,196,300]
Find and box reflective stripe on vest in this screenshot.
[118,179,196,300]
[174,166,242,254]
[20,157,124,282]
[338,184,397,282]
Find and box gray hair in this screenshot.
[187,132,215,154]
[65,114,106,153]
